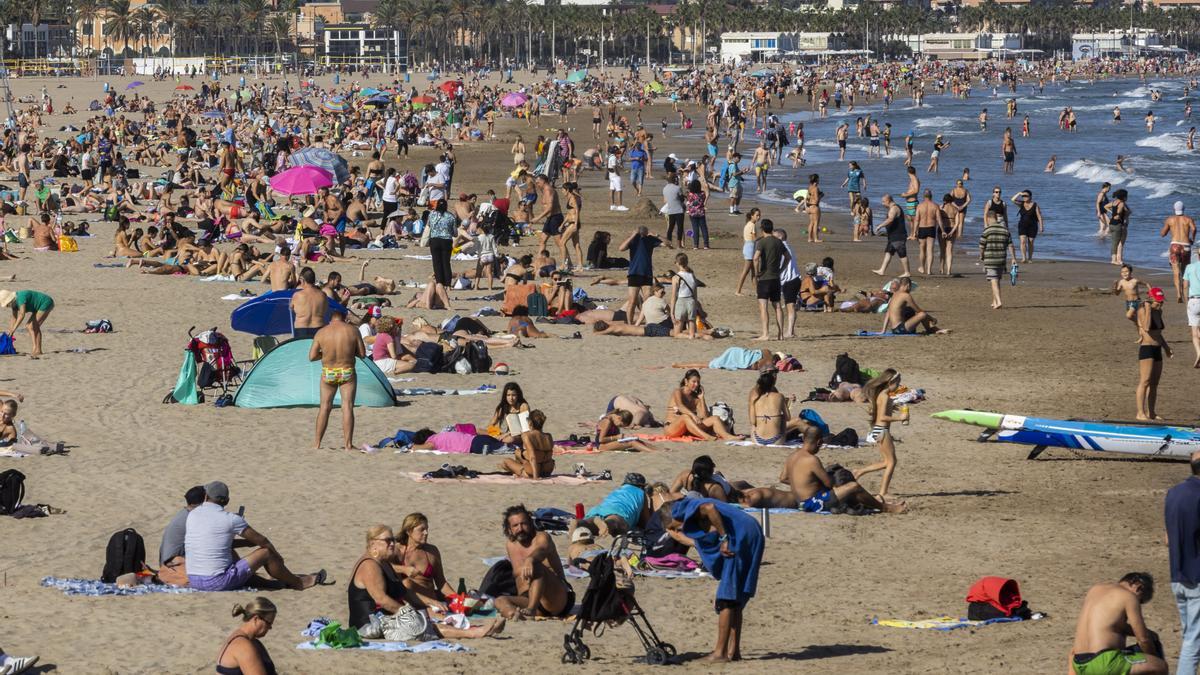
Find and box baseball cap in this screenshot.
[571,528,594,543]
[1149,287,1166,302]
[667,153,679,161]
[1175,201,1185,215]
[204,481,230,502]
[367,305,383,318]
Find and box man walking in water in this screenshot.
[1068,572,1166,675]
[1001,129,1017,174]
[309,309,365,451]
[1161,201,1196,303]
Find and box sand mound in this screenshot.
[630,198,660,218]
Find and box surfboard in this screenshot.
[933,409,1200,458]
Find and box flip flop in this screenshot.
[314,569,334,586]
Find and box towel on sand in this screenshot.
[708,346,763,371]
[396,386,496,397]
[40,576,250,596]
[855,330,925,338]
[401,472,594,485]
[872,616,1025,631]
[480,557,710,580]
[725,439,861,450]
[298,640,470,653]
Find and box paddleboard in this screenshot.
[933,409,1200,458]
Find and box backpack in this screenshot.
[103,204,120,222]
[85,319,114,334]
[101,528,147,583]
[966,577,1031,620]
[0,469,25,515]
[0,332,15,355]
[412,341,444,374]
[526,291,548,318]
[479,558,517,598]
[466,341,492,374]
[578,553,628,624]
[830,352,864,388]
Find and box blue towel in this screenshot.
[40,576,251,596]
[855,330,923,338]
[707,347,763,371]
[298,640,471,653]
[673,497,764,605]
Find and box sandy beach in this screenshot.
[0,70,1195,674]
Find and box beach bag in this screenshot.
[966,577,1030,620]
[317,621,364,649]
[0,468,25,515]
[501,283,536,316]
[412,341,444,374]
[418,216,431,247]
[797,409,829,437]
[526,291,548,318]
[100,528,146,582]
[103,204,119,221]
[830,353,863,388]
[380,604,429,642]
[57,235,79,253]
[579,553,627,623]
[85,319,113,334]
[0,332,15,355]
[479,559,518,598]
[466,341,492,374]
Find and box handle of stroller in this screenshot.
[187,325,196,338]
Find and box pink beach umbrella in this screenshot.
[500,92,528,108]
[269,165,333,196]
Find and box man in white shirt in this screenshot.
[185,481,324,592]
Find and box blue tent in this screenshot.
[230,290,349,336]
[233,338,395,408]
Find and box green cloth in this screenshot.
[171,349,200,405]
[1072,648,1145,675]
[14,290,54,313]
[316,621,363,649]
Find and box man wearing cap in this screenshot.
[310,308,365,451]
[1161,201,1196,303]
[185,481,325,591]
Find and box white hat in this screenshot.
[667,153,679,161]
[1175,201,1185,215]
[0,290,13,308]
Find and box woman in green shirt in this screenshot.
[0,289,54,358]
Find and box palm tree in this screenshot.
[73,0,101,55]
[241,0,269,57]
[267,12,291,56]
[449,0,471,62]
[102,0,136,57]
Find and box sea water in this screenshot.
[744,77,1198,268]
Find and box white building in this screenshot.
[720,32,847,63]
[887,32,1022,60]
[1071,30,1162,60]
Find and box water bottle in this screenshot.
[456,577,467,596]
[16,419,26,439]
[1010,262,1019,286]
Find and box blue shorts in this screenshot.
[631,165,645,186]
[188,558,252,592]
[802,489,836,513]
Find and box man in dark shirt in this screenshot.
[872,194,911,278]
[619,226,661,320]
[1166,451,1200,673]
[752,219,790,341]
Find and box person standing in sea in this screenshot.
[1160,201,1196,303]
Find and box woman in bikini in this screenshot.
[216,598,278,675]
[394,514,456,610]
[669,455,750,501]
[1136,288,1172,420]
[806,174,823,243]
[591,409,661,452]
[109,218,139,257]
[488,382,531,444]
[746,369,800,445]
[950,179,971,234]
[502,255,531,287]
[855,368,908,501]
[560,182,584,270]
[664,370,741,441]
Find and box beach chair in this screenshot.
[255,200,283,221]
[562,542,676,666]
[249,335,279,362]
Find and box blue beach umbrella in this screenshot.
[289,146,350,184]
[231,290,349,336]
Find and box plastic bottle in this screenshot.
[1010,262,1019,286]
[16,420,26,438]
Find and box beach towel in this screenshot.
[169,349,200,405]
[637,433,702,443]
[855,330,926,338]
[673,497,763,605]
[298,640,470,653]
[708,347,763,371]
[395,386,496,397]
[40,576,249,596]
[197,274,237,282]
[480,556,709,581]
[401,472,595,485]
[871,615,1026,631]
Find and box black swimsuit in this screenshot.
[215,636,276,675]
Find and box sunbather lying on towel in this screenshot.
[409,428,510,455]
[672,346,779,372]
[669,455,753,502]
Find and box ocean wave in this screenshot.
[1120,85,1153,99]
[1056,159,1181,199]
[914,116,960,129]
[1135,133,1191,154]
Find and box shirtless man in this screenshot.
[1068,573,1166,675]
[899,166,920,229]
[1001,130,1017,174]
[290,267,328,339]
[497,410,555,479]
[781,445,905,513]
[496,505,573,620]
[1160,201,1196,303]
[835,122,849,161]
[344,192,369,227]
[246,246,297,289]
[882,276,943,335]
[218,141,240,189]
[914,189,941,276]
[532,174,564,261]
[308,309,365,451]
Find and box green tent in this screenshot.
[233,338,396,408]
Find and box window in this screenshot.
[82,22,93,36]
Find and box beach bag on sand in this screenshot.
[479,559,517,598]
[57,235,79,252]
[101,528,147,583]
[379,605,430,642]
[526,291,548,318]
[0,469,25,515]
[966,577,1031,620]
[0,332,15,355]
[412,341,445,374]
[829,353,863,388]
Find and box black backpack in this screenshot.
[101,528,147,583]
[479,559,517,598]
[577,553,626,624]
[412,342,445,374]
[467,341,492,374]
[0,469,25,515]
[830,352,864,388]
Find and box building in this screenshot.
[75,0,172,57]
[1071,30,1163,59]
[887,32,1023,59]
[10,23,74,59]
[720,32,847,63]
[322,23,407,67]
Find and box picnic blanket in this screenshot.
[40,576,249,596]
[871,615,1026,631]
[724,439,861,450]
[637,433,702,443]
[298,640,470,653]
[401,472,596,485]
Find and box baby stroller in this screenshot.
[562,539,676,666]
[186,326,241,395]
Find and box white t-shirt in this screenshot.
[184,502,248,577]
[359,322,375,339]
[382,176,399,203]
[642,295,670,324]
[675,270,696,298]
[780,242,799,284]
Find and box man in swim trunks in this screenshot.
[532,173,563,258]
[309,308,364,451]
[291,267,328,339]
[882,276,941,335]
[1069,573,1166,675]
[497,504,574,619]
[914,189,940,276]
[872,195,911,278]
[900,166,920,228]
[782,445,905,514]
[1160,201,1196,303]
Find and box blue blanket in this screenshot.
[40,576,251,596]
[298,640,471,653]
[708,347,763,370]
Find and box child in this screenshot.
[474,225,498,290]
[1114,264,1147,321]
[590,410,660,453]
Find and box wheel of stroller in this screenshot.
[561,651,577,665]
[661,643,677,657]
[645,647,667,665]
[577,644,591,660]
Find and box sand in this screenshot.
[0,71,1193,674]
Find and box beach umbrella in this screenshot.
[410,95,433,110]
[231,290,349,336]
[322,98,349,113]
[175,84,194,91]
[359,87,381,97]
[363,95,392,108]
[567,69,587,83]
[269,165,333,196]
[750,69,771,78]
[440,80,462,95]
[500,92,528,108]
[126,81,144,89]
[289,147,350,184]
